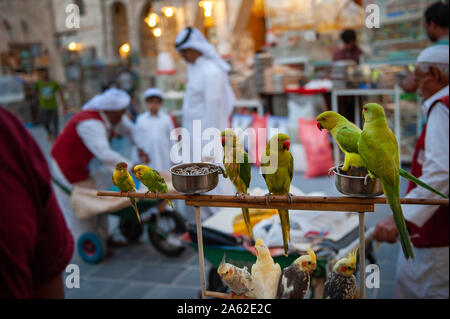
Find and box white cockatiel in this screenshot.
[251,238,281,299]
[217,254,253,297]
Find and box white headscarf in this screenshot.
[175,27,231,73]
[143,88,163,100]
[417,45,449,64]
[82,88,131,111]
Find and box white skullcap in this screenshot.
[144,88,163,100]
[417,45,449,65]
[175,27,231,72]
[82,88,130,111]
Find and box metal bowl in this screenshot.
[333,166,384,197]
[170,163,224,194]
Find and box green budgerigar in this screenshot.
[112,162,141,223]
[358,103,414,259]
[316,111,448,199]
[221,130,253,239]
[134,164,174,209]
[261,133,294,256]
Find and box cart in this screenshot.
[52,177,187,264]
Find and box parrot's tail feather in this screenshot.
[242,207,253,239]
[399,169,448,199]
[167,200,174,209]
[130,197,141,224]
[278,209,290,256]
[383,183,414,260]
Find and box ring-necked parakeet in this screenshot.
[221,130,253,239]
[261,133,293,256]
[112,162,141,223]
[134,164,174,209]
[358,103,414,259]
[316,111,448,199]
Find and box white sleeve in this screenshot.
[76,119,132,172]
[403,103,449,227]
[115,114,137,144]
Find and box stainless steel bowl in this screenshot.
[333,166,384,197]
[170,163,224,194]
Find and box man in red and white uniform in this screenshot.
[51,88,148,247]
[374,45,449,298]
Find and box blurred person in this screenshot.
[134,88,174,172]
[401,1,449,93]
[332,29,364,123]
[0,106,74,298]
[175,27,235,219]
[373,45,449,299]
[34,68,67,141]
[50,88,149,250]
[333,29,363,64]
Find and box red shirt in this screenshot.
[0,106,74,298]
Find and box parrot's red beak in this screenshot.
[317,122,323,131]
[221,136,226,146]
[283,140,290,151]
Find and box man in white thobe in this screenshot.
[175,27,235,220]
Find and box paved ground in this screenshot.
[29,125,405,299]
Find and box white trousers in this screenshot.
[395,245,449,299]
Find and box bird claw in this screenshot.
[235,192,247,200]
[264,193,273,205]
[286,193,293,204]
[328,166,339,178]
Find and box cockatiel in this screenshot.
[217,254,253,298]
[316,111,448,198]
[276,248,317,299]
[112,162,141,223]
[358,103,414,259]
[323,248,358,299]
[134,164,174,209]
[251,238,281,299]
[221,130,253,239]
[261,133,293,256]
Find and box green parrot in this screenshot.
[316,111,448,199]
[112,162,141,223]
[134,164,174,209]
[358,103,414,259]
[221,130,253,239]
[261,133,293,256]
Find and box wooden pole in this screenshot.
[359,212,366,299]
[96,191,449,207]
[195,206,207,300]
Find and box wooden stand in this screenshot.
[97,191,448,299]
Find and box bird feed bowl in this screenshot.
[332,166,383,197]
[170,163,224,194]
